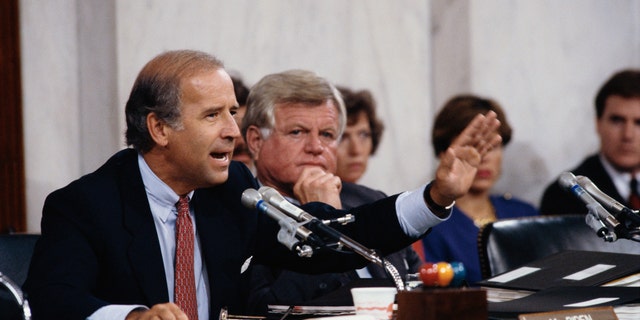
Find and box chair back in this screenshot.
[0,234,39,287]
[477,215,640,279]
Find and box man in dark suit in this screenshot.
[23,50,501,320]
[241,70,423,313]
[247,182,423,314]
[540,70,640,215]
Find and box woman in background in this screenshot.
[421,94,539,285]
[335,86,385,183]
[337,87,431,262]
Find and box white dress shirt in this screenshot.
[88,154,210,320]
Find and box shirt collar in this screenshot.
[599,153,637,199]
[138,153,194,222]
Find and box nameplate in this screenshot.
[518,306,618,320]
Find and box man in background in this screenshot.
[540,69,640,215]
[231,75,255,173]
[241,70,424,313]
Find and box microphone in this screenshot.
[257,186,384,266]
[259,186,355,225]
[259,186,316,222]
[576,175,640,225]
[257,186,408,291]
[258,186,361,244]
[558,172,620,241]
[241,188,319,257]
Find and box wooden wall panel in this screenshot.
[0,0,26,233]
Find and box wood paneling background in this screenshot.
[0,0,26,233]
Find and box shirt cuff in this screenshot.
[396,183,451,237]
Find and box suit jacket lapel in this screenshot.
[192,165,260,315]
[119,150,170,305]
[193,188,242,313]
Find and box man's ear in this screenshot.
[147,112,170,147]
[245,125,264,161]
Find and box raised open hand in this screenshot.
[430,111,501,207]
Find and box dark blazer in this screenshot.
[341,183,423,278]
[23,149,418,320]
[246,182,423,314]
[540,154,625,215]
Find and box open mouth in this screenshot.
[211,152,229,161]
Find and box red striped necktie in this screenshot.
[175,195,198,320]
[629,178,640,210]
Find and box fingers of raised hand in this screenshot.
[476,111,502,154]
[452,111,501,155]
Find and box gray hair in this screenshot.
[241,69,346,141]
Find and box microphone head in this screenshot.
[576,175,596,189]
[558,172,578,190]
[259,186,285,203]
[241,188,262,208]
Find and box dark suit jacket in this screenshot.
[246,182,423,314]
[540,154,626,215]
[23,149,419,320]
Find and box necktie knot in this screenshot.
[177,196,190,216]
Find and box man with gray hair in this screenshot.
[241,70,438,313]
[242,70,346,208]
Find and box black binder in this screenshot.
[478,250,640,291]
[487,286,640,319]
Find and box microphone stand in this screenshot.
[576,175,640,242]
[303,218,406,291]
[382,259,406,292]
[559,172,633,242]
[0,272,31,320]
[584,203,617,242]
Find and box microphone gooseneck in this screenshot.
[253,186,406,291]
